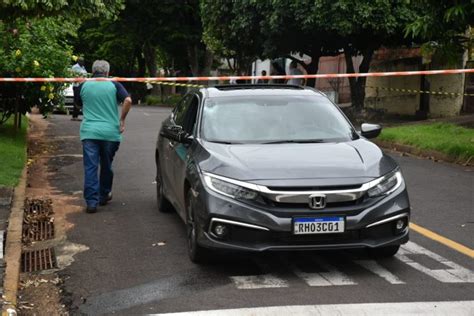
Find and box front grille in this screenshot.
[266,195,366,209]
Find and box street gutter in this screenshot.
[1,167,27,316]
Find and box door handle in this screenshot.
[168,142,175,149]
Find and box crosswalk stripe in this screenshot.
[228,242,474,289]
[153,301,474,316]
[397,242,474,283]
[308,257,357,286]
[354,260,405,284]
[230,274,288,289]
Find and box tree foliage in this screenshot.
[201,0,417,109]
[201,0,264,74]
[405,0,474,65]
[0,18,76,122]
[0,1,125,124]
[0,0,124,20]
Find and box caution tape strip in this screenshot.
[0,68,473,82]
[367,86,474,97]
[147,81,205,88]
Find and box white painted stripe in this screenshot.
[0,231,4,259]
[312,257,357,285]
[230,257,289,289]
[230,274,288,289]
[292,266,332,286]
[152,301,474,316]
[292,257,356,286]
[143,112,150,116]
[354,260,405,284]
[397,242,474,283]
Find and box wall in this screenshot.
[365,57,421,115]
[365,49,466,117]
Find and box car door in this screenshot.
[160,94,192,209]
[170,93,200,218]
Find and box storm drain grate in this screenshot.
[24,198,53,216]
[23,198,55,243]
[23,221,55,242]
[21,248,58,273]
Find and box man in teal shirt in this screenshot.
[75,60,132,213]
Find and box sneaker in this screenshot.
[99,192,113,206]
[86,206,97,213]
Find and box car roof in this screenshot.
[202,84,326,98]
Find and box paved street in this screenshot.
[44,106,473,315]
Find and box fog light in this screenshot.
[214,224,228,237]
[395,219,406,231]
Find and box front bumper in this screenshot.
[194,180,410,252]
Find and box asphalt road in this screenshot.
[45,106,473,315]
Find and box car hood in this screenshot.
[196,139,397,185]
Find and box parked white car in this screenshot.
[63,84,75,110]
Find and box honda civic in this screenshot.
[155,84,410,263]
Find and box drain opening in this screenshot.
[23,198,55,243]
[24,198,53,216]
[21,248,58,273]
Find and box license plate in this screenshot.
[293,217,345,235]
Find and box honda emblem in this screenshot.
[309,194,326,209]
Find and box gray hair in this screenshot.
[92,60,110,74]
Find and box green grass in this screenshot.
[144,94,183,107]
[0,115,27,187]
[379,123,474,161]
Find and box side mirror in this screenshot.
[361,123,382,139]
[179,132,194,144]
[161,125,194,144]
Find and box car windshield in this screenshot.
[201,95,355,144]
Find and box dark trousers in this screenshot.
[72,86,80,118]
[82,140,120,207]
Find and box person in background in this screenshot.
[257,70,268,84]
[74,60,132,213]
[287,60,306,86]
[71,57,87,121]
[270,61,286,84]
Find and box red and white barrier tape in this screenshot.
[0,68,473,83]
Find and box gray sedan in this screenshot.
[155,85,410,263]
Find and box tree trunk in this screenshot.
[344,48,374,110]
[304,52,321,88]
[201,49,214,76]
[143,42,157,77]
[187,44,200,76]
[136,46,146,77]
[143,42,161,97]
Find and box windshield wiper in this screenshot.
[261,139,326,144]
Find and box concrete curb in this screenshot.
[1,167,27,316]
[374,140,473,166]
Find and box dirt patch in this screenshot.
[18,274,68,315]
[17,114,85,315]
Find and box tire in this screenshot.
[367,245,400,258]
[156,158,173,213]
[186,190,210,263]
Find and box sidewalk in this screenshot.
[0,187,14,296]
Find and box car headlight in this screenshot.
[367,169,403,197]
[203,173,260,201]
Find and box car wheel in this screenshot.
[156,158,173,213]
[367,245,400,258]
[186,190,210,263]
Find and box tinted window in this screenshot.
[201,95,355,143]
[174,95,192,126]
